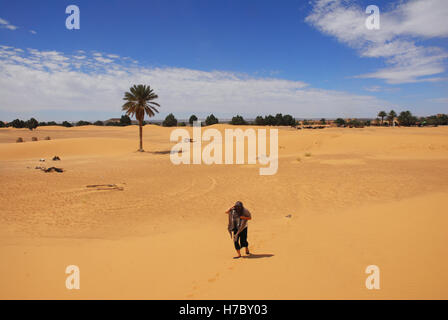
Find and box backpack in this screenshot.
[228,209,241,231]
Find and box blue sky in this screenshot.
[0,0,447,121]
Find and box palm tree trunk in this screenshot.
[139,120,143,152]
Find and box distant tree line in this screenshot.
[0,118,39,130]
[373,110,448,127]
[422,114,448,126]
[330,111,448,128]
[333,118,370,128]
[2,112,447,130]
[160,113,296,127]
[254,113,296,126]
[161,113,220,127]
[0,115,137,129]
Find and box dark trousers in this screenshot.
[233,227,248,250]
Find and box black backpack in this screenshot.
[229,209,241,230]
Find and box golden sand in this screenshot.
[0,125,447,299]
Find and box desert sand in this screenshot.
[0,124,447,299]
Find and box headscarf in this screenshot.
[234,201,243,216]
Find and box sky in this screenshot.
[0,0,447,121]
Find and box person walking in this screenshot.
[226,201,252,259]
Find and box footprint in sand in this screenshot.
[207,272,220,283]
[187,282,199,297]
[167,176,217,201]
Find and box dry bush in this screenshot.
[32,137,38,141]
[16,137,24,143]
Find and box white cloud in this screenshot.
[94,56,113,63]
[0,17,18,30]
[364,85,400,93]
[30,30,37,34]
[364,86,382,92]
[0,45,391,118]
[306,0,448,84]
[429,97,448,104]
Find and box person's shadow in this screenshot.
[145,150,179,155]
[243,253,274,259]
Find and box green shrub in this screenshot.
[26,118,39,130]
[10,119,26,128]
[205,114,219,126]
[120,115,132,126]
[189,115,198,125]
[231,115,247,125]
[163,113,178,127]
[397,111,417,126]
[76,120,91,126]
[254,116,265,125]
[335,118,345,127]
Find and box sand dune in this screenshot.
[0,125,447,299]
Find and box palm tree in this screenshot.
[122,84,160,152]
[378,111,387,126]
[388,110,397,126]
